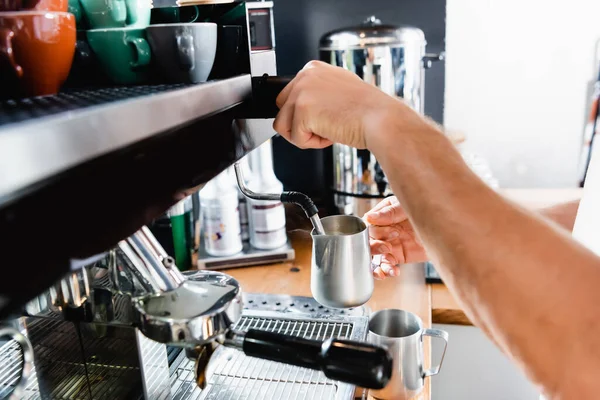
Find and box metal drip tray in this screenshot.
[1,294,368,399]
[178,294,369,400]
[200,314,359,400]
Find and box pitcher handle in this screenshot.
[422,328,448,377]
[0,28,23,78]
[0,326,34,399]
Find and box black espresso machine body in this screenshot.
[0,1,288,319]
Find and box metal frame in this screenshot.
[0,75,252,205]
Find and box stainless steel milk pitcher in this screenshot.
[311,215,374,308]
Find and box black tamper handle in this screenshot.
[242,329,393,389]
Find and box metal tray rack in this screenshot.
[0,76,251,205]
[1,294,369,400]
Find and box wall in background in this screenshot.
[445,0,600,188]
[270,0,446,198]
[431,324,540,400]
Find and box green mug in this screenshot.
[150,5,199,24]
[68,0,83,25]
[80,0,150,28]
[125,0,151,28]
[86,27,151,84]
[80,0,126,28]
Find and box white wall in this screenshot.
[431,324,540,400]
[445,0,600,188]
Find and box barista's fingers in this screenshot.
[369,225,405,242]
[372,266,386,280]
[364,197,396,216]
[379,263,400,278]
[381,254,401,277]
[365,198,406,226]
[275,60,327,109]
[290,96,333,149]
[276,77,298,109]
[273,100,295,141]
[369,239,392,255]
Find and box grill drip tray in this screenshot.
[4,294,369,400]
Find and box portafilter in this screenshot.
[133,270,393,390]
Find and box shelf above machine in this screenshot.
[0,74,252,206]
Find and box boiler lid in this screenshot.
[319,16,426,50]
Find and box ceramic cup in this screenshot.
[146,22,217,84]
[0,0,67,11]
[0,11,76,98]
[150,5,199,24]
[67,0,82,24]
[86,27,151,84]
[80,0,149,29]
[64,30,109,88]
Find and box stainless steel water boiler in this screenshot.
[320,16,443,215]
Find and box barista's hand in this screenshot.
[364,196,428,279]
[273,61,418,149]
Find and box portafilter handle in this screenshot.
[225,329,393,389]
[243,74,294,119]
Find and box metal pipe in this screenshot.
[234,162,325,235]
[310,215,325,236]
[233,162,280,202]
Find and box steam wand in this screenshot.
[233,162,325,235]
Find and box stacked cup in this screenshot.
[70,0,153,84]
[146,6,217,84]
[0,0,76,98]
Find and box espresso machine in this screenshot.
[320,16,444,216]
[0,2,392,399]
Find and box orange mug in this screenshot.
[0,0,68,12]
[0,11,75,98]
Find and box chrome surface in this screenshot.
[134,271,243,346]
[234,161,280,202]
[24,227,191,326]
[309,215,325,237]
[320,16,426,50]
[234,159,326,236]
[310,216,374,308]
[119,226,186,294]
[135,329,171,400]
[320,17,442,214]
[0,75,252,204]
[0,326,33,400]
[200,308,368,400]
[6,294,368,400]
[368,309,448,399]
[53,269,91,309]
[14,317,172,400]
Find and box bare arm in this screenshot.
[273,61,600,398]
[370,115,600,399]
[538,200,580,232]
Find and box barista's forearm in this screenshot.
[368,109,600,398]
[538,200,580,232]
